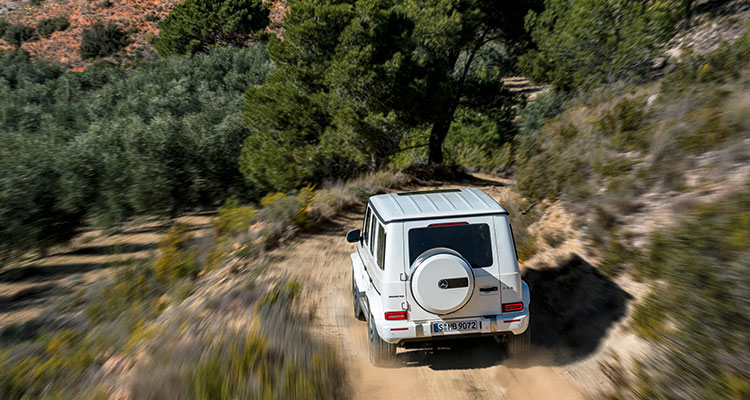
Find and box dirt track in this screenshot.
[1,176,646,398]
[266,177,638,399]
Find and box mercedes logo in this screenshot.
[438,279,449,289]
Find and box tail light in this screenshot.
[502,302,524,312]
[384,311,407,320]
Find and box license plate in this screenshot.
[432,320,479,333]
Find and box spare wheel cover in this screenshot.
[410,248,474,315]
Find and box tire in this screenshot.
[352,273,366,321]
[507,326,531,358]
[368,312,396,367]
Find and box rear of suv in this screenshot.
[346,188,530,366]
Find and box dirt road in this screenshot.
[267,178,624,399]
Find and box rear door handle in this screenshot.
[479,286,498,293]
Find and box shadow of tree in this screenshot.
[523,253,632,363]
[0,259,133,283]
[0,283,72,314]
[378,253,631,370]
[66,242,156,256]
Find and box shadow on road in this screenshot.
[0,283,72,314]
[384,253,631,370]
[0,259,133,283]
[66,242,156,256]
[524,253,632,363]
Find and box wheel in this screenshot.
[507,325,531,358]
[352,273,366,321]
[368,312,396,367]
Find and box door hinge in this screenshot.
[399,272,408,281]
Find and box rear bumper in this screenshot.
[377,312,529,345]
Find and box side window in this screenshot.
[376,222,386,270]
[363,208,371,245]
[369,216,377,255]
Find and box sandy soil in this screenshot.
[0,215,212,327]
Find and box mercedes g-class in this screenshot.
[346,188,530,366]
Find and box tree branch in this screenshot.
[393,143,429,154]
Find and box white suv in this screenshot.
[346,188,531,366]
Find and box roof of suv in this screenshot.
[368,188,508,223]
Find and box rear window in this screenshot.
[408,223,493,268]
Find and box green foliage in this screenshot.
[0,19,9,37]
[0,45,271,257]
[628,185,750,399]
[79,22,129,59]
[36,16,69,38]
[213,197,258,236]
[3,23,37,48]
[521,0,682,89]
[517,90,569,136]
[596,97,648,151]
[443,109,515,172]
[513,27,750,205]
[154,0,270,56]
[0,138,85,260]
[241,0,532,190]
[629,292,665,341]
[154,224,201,283]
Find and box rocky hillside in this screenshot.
[0,0,286,68]
[0,0,182,68]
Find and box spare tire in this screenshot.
[409,248,474,315]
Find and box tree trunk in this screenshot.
[428,118,449,164]
[426,32,487,165]
[685,0,693,29]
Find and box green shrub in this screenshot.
[3,23,37,48]
[521,0,680,89]
[676,107,733,153]
[154,0,270,56]
[154,224,201,283]
[79,22,129,59]
[661,27,750,94]
[517,90,570,136]
[443,109,516,172]
[0,19,9,37]
[597,97,648,151]
[36,16,69,38]
[596,235,633,277]
[629,292,665,341]
[627,185,750,398]
[213,197,258,236]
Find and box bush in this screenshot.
[3,23,37,48]
[154,0,270,56]
[596,97,648,151]
[36,16,69,38]
[626,185,750,398]
[517,90,570,136]
[154,224,201,283]
[213,197,258,237]
[521,0,680,89]
[443,110,515,172]
[79,22,129,59]
[0,19,9,37]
